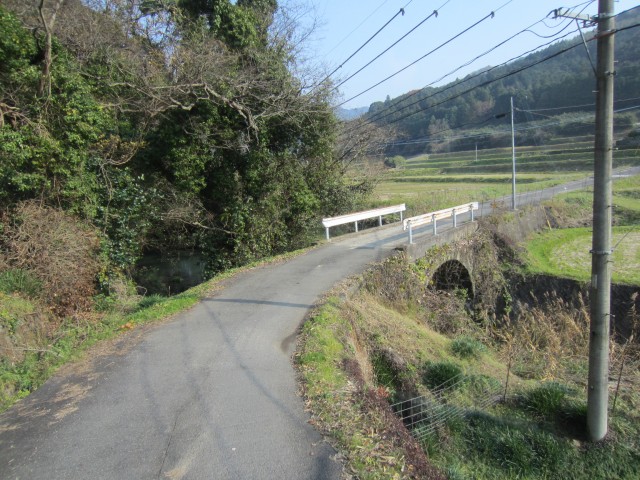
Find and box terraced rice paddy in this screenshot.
[371,136,640,215]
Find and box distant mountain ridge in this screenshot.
[336,106,369,120]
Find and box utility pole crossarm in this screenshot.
[552,7,597,26]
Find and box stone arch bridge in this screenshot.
[397,221,501,310]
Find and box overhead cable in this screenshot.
[332,1,452,93]
[381,104,640,148]
[519,95,640,113]
[323,0,396,58]
[314,3,411,90]
[341,0,598,133]
[337,7,497,106]
[357,0,599,128]
[344,26,580,134]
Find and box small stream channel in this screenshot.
[132,251,207,296]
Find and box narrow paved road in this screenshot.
[0,225,409,479]
[1,168,637,479]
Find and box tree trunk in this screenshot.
[37,0,64,98]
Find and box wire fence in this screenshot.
[390,372,505,444]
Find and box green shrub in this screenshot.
[464,374,502,397]
[451,336,486,359]
[423,361,463,390]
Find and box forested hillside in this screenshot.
[0,0,381,294]
[369,8,640,157]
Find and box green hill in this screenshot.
[366,8,640,158]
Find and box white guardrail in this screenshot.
[322,204,406,240]
[403,202,479,244]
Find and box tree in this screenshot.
[1,0,366,278]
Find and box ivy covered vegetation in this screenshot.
[0,0,383,406]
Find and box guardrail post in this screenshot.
[325,227,330,241]
[432,214,437,236]
[471,204,475,222]
[408,222,413,244]
[400,211,403,222]
[453,208,457,228]
[354,221,358,233]
[378,215,383,226]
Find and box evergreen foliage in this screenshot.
[0,1,368,285]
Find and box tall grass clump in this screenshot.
[464,412,573,478]
[520,382,572,420]
[451,336,486,359]
[0,269,42,298]
[423,361,463,391]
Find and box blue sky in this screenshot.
[306,0,638,109]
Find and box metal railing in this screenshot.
[322,204,406,240]
[403,202,478,244]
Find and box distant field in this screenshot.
[370,137,640,215]
[524,173,640,285]
[525,227,640,285]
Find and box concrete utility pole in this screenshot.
[510,96,516,210]
[588,0,615,442]
[553,0,615,441]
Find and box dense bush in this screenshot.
[4,202,102,316]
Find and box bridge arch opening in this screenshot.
[430,260,474,298]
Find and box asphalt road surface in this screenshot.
[1,167,637,479]
[0,225,409,480]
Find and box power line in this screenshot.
[337,7,497,107]
[380,113,509,146]
[332,1,452,93]
[339,0,602,133]
[357,1,600,128]
[394,16,569,108]
[345,23,584,131]
[378,104,640,150]
[519,95,640,113]
[314,4,410,90]
[336,11,640,160]
[323,0,395,57]
[342,26,581,135]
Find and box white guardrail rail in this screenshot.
[322,204,406,240]
[403,202,478,244]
